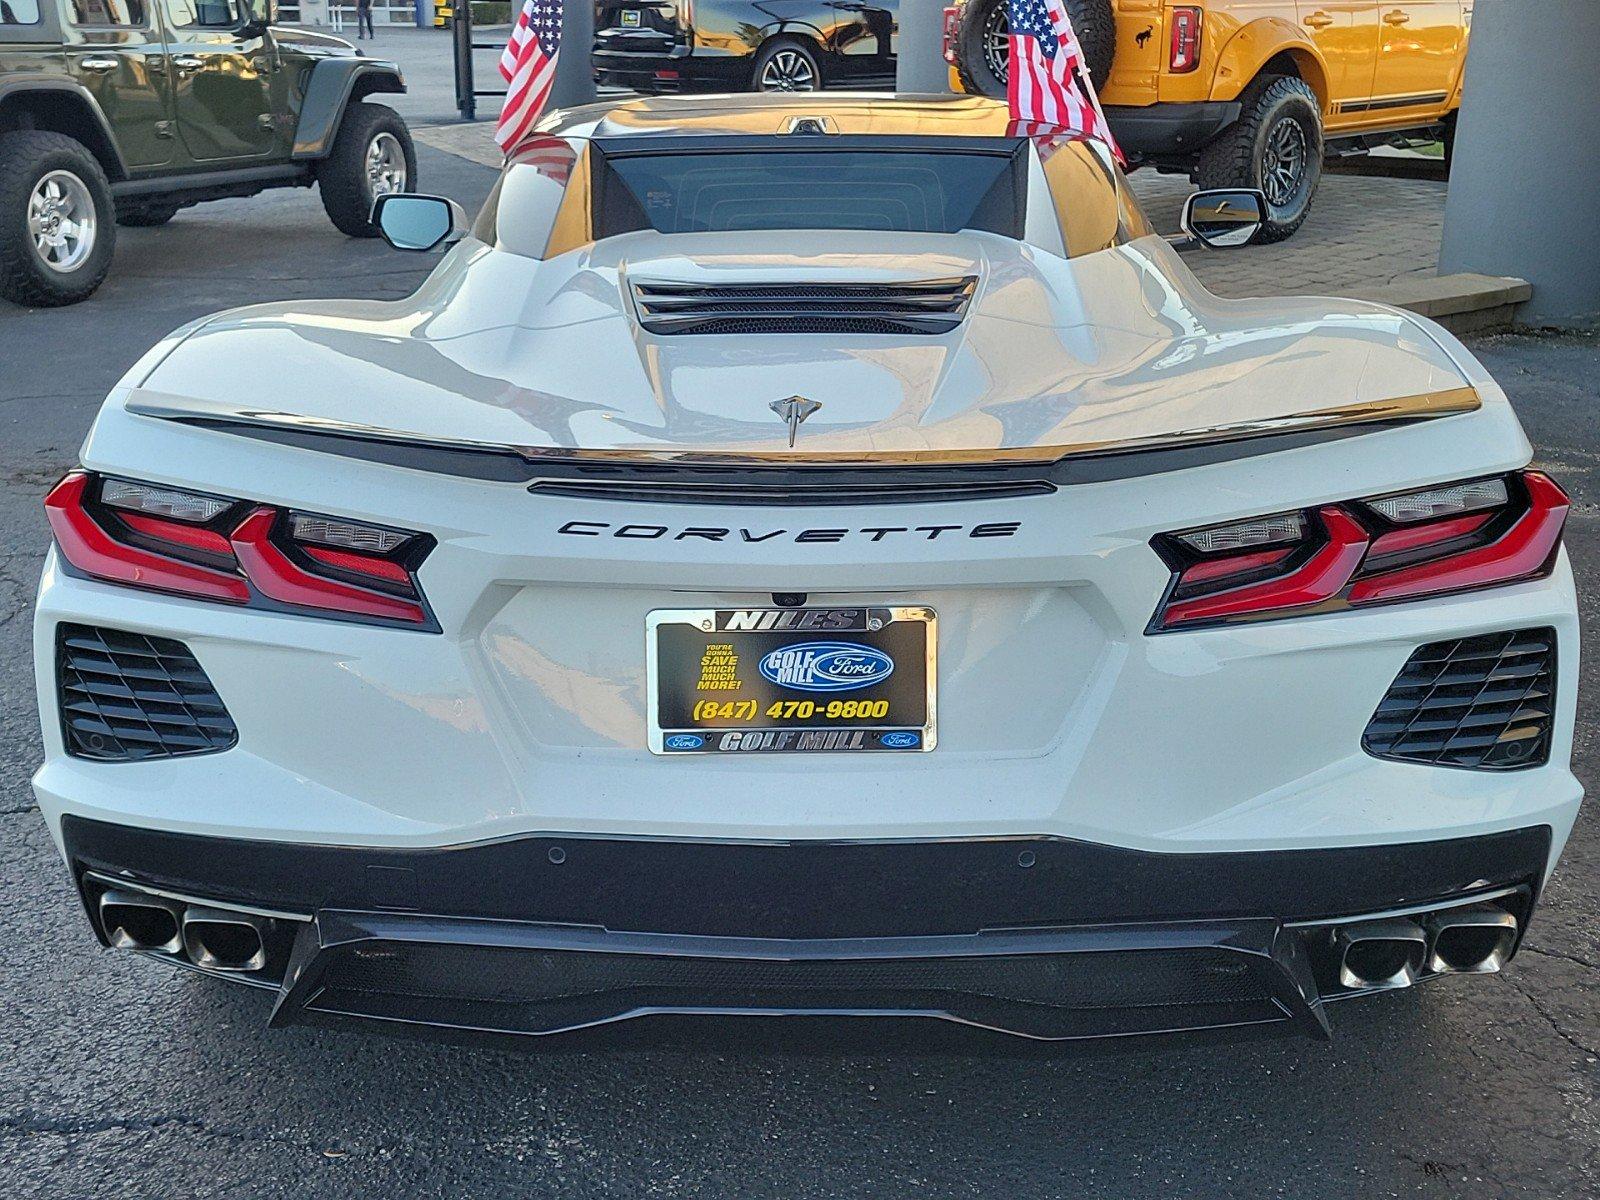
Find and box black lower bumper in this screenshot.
[62,817,1550,1042]
[1105,101,1243,159]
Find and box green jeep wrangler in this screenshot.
[0,0,415,306]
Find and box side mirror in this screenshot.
[373,193,468,252]
[1169,188,1268,252]
[243,0,276,31]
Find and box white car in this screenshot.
[32,95,1581,1042]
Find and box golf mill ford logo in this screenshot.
[758,642,895,693]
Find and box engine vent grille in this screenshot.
[631,277,978,335]
[1363,628,1556,771]
[57,624,237,761]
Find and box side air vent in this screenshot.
[57,624,237,761]
[631,277,978,336]
[1363,628,1556,770]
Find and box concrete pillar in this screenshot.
[896,0,952,93]
[548,0,597,108]
[1438,0,1600,328]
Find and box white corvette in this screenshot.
[33,95,1581,1042]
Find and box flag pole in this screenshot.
[548,0,596,108]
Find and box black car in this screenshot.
[593,0,896,94]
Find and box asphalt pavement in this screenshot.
[2,127,1598,1199]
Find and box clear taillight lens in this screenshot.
[45,472,434,627]
[1364,477,1507,525]
[1149,470,1569,631]
[100,478,235,523]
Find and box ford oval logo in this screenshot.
[758,641,895,693]
[879,731,920,749]
[664,733,704,751]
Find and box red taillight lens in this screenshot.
[230,507,427,624]
[45,472,433,627]
[1150,470,1569,631]
[1350,472,1568,605]
[1169,7,1201,73]
[943,6,960,63]
[45,473,250,604]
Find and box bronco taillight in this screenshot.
[943,6,960,64]
[1169,7,1201,73]
[1149,470,1569,632]
[44,472,434,628]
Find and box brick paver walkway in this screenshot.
[415,121,1446,301]
[1129,171,1445,299]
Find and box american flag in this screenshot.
[496,0,563,153]
[1007,0,1123,163]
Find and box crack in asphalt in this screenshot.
[1522,944,1600,974]
[1497,973,1600,1060]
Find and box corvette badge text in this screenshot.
[557,521,1022,543]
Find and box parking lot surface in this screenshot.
[1,128,1597,1200]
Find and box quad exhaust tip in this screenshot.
[181,907,269,973]
[98,889,184,955]
[1426,905,1519,975]
[1336,918,1428,991]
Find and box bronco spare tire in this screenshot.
[951,0,1115,100]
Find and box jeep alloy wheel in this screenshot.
[316,103,417,238]
[0,131,116,306]
[29,170,97,273]
[366,132,408,200]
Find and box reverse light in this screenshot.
[100,478,234,523]
[1176,510,1304,554]
[44,472,434,628]
[1169,7,1202,73]
[1150,470,1569,631]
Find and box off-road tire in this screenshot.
[116,203,180,228]
[0,131,116,307]
[751,37,823,92]
[951,0,1115,99]
[316,102,417,238]
[1197,76,1323,244]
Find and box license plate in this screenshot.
[619,9,641,26]
[647,606,937,754]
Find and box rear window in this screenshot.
[596,147,1024,238]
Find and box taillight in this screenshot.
[44,472,435,628]
[943,6,960,64]
[1169,6,1201,73]
[1149,470,1568,632]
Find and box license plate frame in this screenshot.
[646,606,938,754]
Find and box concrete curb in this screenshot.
[1346,273,1532,336]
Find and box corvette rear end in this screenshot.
[31,96,1582,1043]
